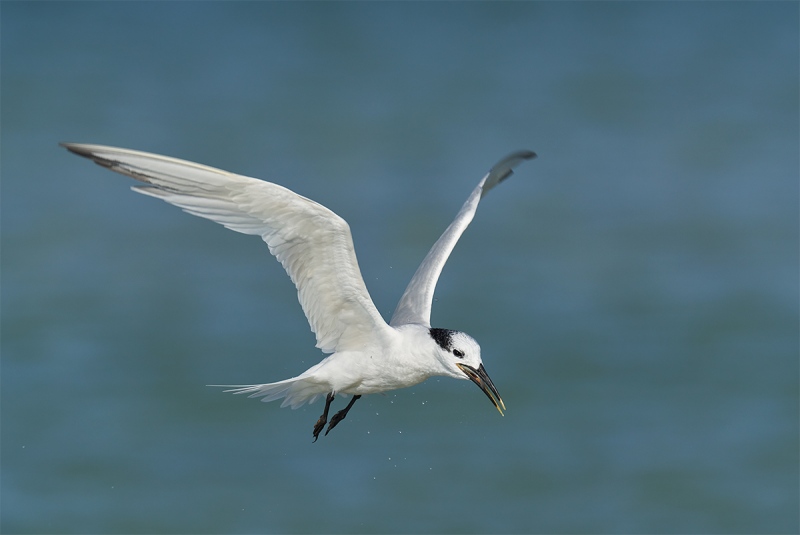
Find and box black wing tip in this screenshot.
[495,149,537,178]
[515,149,537,161]
[480,149,537,198]
[60,142,93,157]
[492,149,537,173]
[60,142,120,170]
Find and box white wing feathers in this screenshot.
[61,143,391,354]
[390,150,536,328]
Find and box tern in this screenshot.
[62,142,536,441]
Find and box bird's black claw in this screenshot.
[312,416,326,442]
[312,392,335,443]
[324,411,345,436]
[324,394,360,437]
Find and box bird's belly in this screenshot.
[349,371,428,395]
[318,352,430,396]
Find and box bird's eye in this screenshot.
[453,349,464,358]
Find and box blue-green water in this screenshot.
[2,3,797,533]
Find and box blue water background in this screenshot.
[2,2,798,533]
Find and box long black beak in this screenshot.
[457,363,506,416]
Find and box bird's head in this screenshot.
[428,328,505,415]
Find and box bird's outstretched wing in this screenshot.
[62,143,392,353]
[390,150,536,328]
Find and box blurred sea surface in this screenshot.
[2,2,798,533]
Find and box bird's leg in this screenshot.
[325,395,361,436]
[313,392,335,442]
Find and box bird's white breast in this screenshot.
[306,324,439,395]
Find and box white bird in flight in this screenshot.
[62,143,536,441]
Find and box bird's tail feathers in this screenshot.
[209,376,327,409]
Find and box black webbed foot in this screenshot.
[312,393,335,442]
[324,395,361,436]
